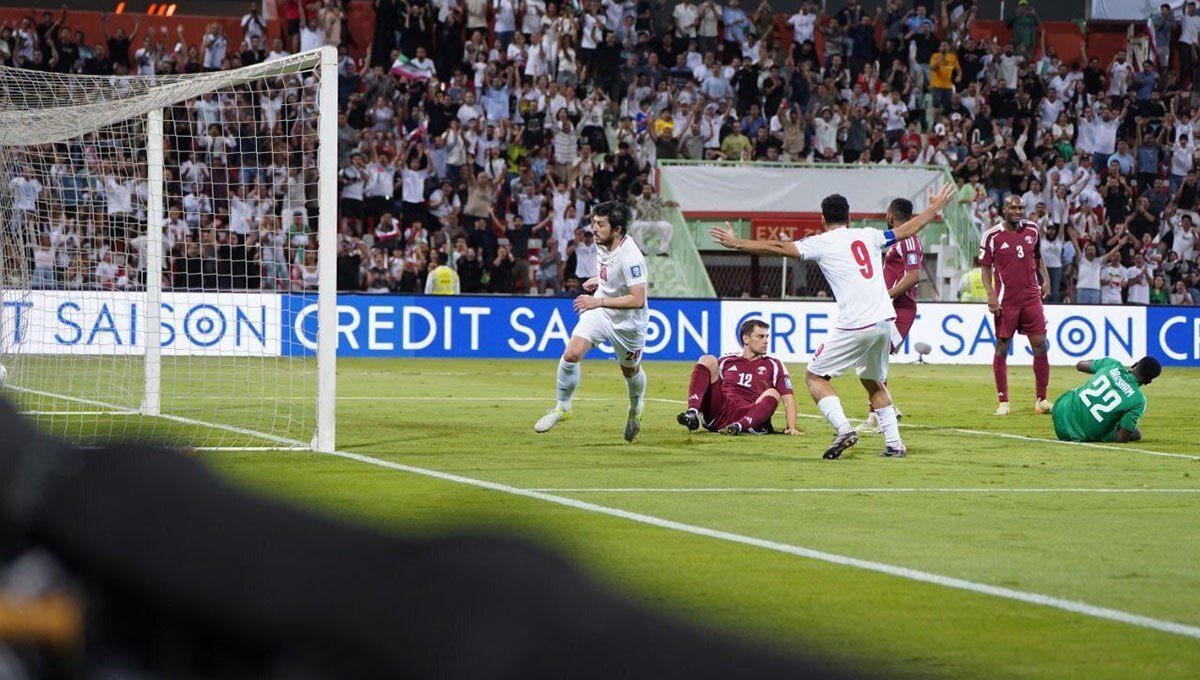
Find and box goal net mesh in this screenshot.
[0,51,329,450]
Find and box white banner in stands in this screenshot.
[659,164,945,215]
[720,301,1145,366]
[0,291,282,356]
[1089,0,1184,20]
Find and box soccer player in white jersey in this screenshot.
[535,201,650,442]
[710,186,955,458]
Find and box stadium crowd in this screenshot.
[3,0,1200,304]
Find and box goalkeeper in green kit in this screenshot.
[1050,356,1162,443]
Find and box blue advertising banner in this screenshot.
[1146,306,1200,367]
[281,294,718,360]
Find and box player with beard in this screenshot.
[981,195,1052,416]
[864,198,923,431]
[535,200,650,442]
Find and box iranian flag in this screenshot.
[391,54,431,81]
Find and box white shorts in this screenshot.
[571,309,645,367]
[806,320,897,382]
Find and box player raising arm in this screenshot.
[534,201,650,442]
[864,197,923,431]
[981,195,1053,416]
[1050,356,1161,443]
[710,185,955,459]
[678,319,798,436]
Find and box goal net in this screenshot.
[0,48,338,452]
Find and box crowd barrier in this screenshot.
[3,292,1198,367]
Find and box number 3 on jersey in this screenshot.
[851,240,873,278]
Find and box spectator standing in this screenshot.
[1076,243,1103,304]
[1181,2,1200,90]
[1152,3,1176,70]
[1007,0,1040,57]
[787,4,816,62]
[1100,250,1127,304]
[1126,253,1153,304]
[425,252,461,294]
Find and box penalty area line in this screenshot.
[319,448,1200,641]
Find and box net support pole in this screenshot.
[314,45,338,453]
[142,108,165,417]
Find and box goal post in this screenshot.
[0,46,338,453]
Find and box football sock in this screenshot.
[1033,353,1049,400]
[868,380,890,414]
[687,365,711,410]
[739,396,779,430]
[992,353,1009,402]
[817,396,852,435]
[875,404,903,448]
[626,369,646,417]
[556,359,579,410]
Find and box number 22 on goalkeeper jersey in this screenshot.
[1052,358,1146,442]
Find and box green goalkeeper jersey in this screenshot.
[1052,358,1147,443]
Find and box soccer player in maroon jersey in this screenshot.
[677,319,798,435]
[980,195,1053,416]
[864,198,922,430]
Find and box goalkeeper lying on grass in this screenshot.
[1049,356,1161,443]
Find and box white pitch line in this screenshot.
[9,386,303,448]
[318,449,1200,641]
[527,487,1200,494]
[14,386,1200,639]
[20,410,131,416]
[193,446,311,452]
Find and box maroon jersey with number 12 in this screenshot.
[716,354,794,407]
[979,220,1042,306]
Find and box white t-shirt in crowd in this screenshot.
[788,12,816,44]
[1100,263,1125,303]
[1076,253,1102,290]
[1125,265,1150,304]
[1092,117,1121,155]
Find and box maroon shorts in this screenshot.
[994,299,1047,339]
[892,304,917,351]
[700,382,757,431]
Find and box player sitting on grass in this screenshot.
[1050,356,1161,443]
[677,319,798,436]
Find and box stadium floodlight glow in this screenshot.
[0,47,338,453]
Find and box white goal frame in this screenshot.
[0,46,339,453]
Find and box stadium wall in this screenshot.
[9,292,1194,366]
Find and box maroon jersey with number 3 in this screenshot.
[979,221,1042,306]
[716,354,794,408]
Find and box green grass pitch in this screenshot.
[15,356,1200,678]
